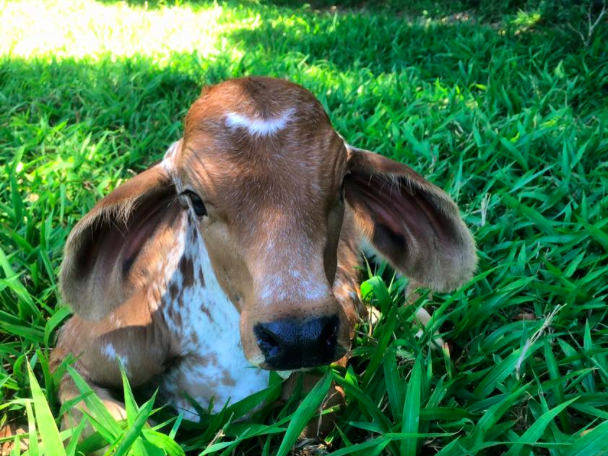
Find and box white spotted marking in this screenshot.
[254,223,330,304]
[300,278,328,300]
[158,213,269,419]
[257,272,330,304]
[102,343,129,371]
[225,108,295,137]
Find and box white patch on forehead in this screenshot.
[225,108,295,137]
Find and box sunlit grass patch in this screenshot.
[0,0,262,63]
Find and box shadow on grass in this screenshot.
[3,0,603,169]
[1,0,604,322]
[3,0,605,172]
[1,56,205,166]
[82,0,597,85]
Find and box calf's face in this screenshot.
[173,79,351,370]
[60,77,477,373]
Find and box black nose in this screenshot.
[254,315,343,370]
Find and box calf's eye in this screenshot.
[181,190,207,217]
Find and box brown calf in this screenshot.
[51,77,476,428]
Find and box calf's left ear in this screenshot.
[345,145,477,292]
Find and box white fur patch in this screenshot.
[161,139,183,190]
[225,108,295,137]
[277,370,293,380]
[359,237,382,261]
[254,224,330,305]
[102,343,116,359]
[102,343,129,371]
[258,272,329,304]
[159,217,269,418]
[163,139,181,164]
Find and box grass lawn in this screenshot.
[1,0,608,454]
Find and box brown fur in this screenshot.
[50,77,476,447]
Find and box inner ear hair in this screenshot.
[59,165,180,321]
[345,145,477,292]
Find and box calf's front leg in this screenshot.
[50,303,174,428]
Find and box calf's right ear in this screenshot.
[60,164,181,321]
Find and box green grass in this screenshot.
[1,0,607,454]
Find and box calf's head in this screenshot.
[60,77,476,372]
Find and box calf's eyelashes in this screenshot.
[180,190,207,217]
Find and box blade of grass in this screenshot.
[505,397,578,456]
[562,419,608,456]
[27,364,67,456]
[401,354,423,456]
[276,372,332,456]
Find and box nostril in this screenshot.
[255,325,281,359]
[320,316,339,348]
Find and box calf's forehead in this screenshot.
[184,77,330,133]
[177,78,348,225]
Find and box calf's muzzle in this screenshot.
[254,315,345,370]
